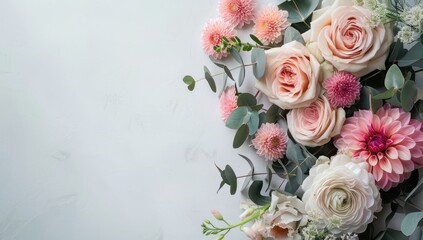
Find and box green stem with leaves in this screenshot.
[195,63,256,83]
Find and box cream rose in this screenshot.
[256,41,321,109]
[262,191,307,239]
[305,0,393,77]
[287,96,345,147]
[302,154,382,234]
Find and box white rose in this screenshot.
[305,0,393,77]
[302,154,382,234]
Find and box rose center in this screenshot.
[367,132,388,153]
[280,66,296,83]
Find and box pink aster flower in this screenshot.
[324,71,361,108]
[219,86,238,122]
[218,0,256,28]
[335,104,423,191]
[252,123,287,161]
[202,19,236,59]
[253,6,290,45]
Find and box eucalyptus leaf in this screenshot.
[386,93,402,107]
[209,56,226,68]
[251,48,266,79]
[278,0,319,23]
[266,104,280,123]
[251,104,264,112]
[250,34,264,46]
[204,66,217,92]
[411,100,423,122]
[285,175,300,194]
[411,58,423,68]
[385,64,405,89]
[239,154,255,191]
[405,177,423,202]
[226,106,249,129]
[233,124,249,148]
[224,66,234,80]
[218,73,228,97]
[238,65,246,87]
[248,181,271,206]
[383,228,408,240]
[295,167,304,185]
[224,165,238,195]
[373,88,396,100]
[389,41,405,62]
[259,112,267,127]
[284,27,305,45]
[401,212,423,236]
[231,48,243,64]
[188,81,195,91]
[266,166,273,191]
[237,93,257,107]
[401,80,418,112]
[183,75,195,85]
[399,42,423,62]
[247,111,259,135]
[217,180,225,193]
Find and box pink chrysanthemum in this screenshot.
[202,19,236,59]
[218,0,256,28]
[219,86,238,121]
[335,104,423,191]
[324,71,361,108]
[252,123,288,161]
[253,6,290,45]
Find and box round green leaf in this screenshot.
[183,75,194,85]
[248,181,271,206]
[401,212,423,236]
[385,64,405,89]
[204,66,216,93]
[226,106,249,129]
[251,48,266,79]
[373,88,396,100]
[247,111,259,135]
[187,81,195,91]
[224,165,237,195]
[284,27,305,45]
[237,93,257,107]
[233,124,249,148]
[401,80,418,112]
[279,0,319,23]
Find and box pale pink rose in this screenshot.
[305,0,393,77]
[334,104,423,191]
[287,96,345,147]
[243,220,265,240]
[255,41,321,109]
[219,86,238,121]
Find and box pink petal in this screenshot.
[396,145,411,160]
[386,147,398,159]
[368,155,378,166]
[378,157,392,173]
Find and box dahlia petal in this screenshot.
[385,120,402,136]
[368,155,378,166]
[399,137,417,149]
[372,115,381,131]
[378,157,392,173]
[388,156,404,174]
[373,165,383,182]
[386,147,398,160]
[390,134,406,145]
[396,145,411,160]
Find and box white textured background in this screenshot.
[0,0,283,239]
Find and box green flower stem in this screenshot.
[195,63,257,83]
[216,204,270,231]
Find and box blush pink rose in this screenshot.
[305,0,393,77]
[287,96,345,147]
[255,41,321,109]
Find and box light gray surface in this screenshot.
[0,0,258,239]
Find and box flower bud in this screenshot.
[211,209,224,221]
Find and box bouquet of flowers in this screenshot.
[183,0,423,239]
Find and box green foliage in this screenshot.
[230,48,246,87]
[385,64,405,90]
[278,0,319,24]
[381,228,408,240]
[398,42,423,67]
[405,177,423,202]
[250,34,264,46]
[373,88,396,100]
[284,27,305,45]
[237,93,257,107]
[401,212,423,236]
[248,181,271,206]
[247,111,259,135]
[239,154,254,191]
[204,66,217,92]
[183,75,196,91]
[224,66,234,80]
[411,100,423,122]
[226,106,249,129]
[389,41,406,62]
[358,86,383,113]
[251,48,266,79]
[266,104,281,123]
[233,124,249,148]
[216,164,238,195]
[400,80,418,112]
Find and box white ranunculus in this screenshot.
[301,154,382,234]
[262,191,307,239]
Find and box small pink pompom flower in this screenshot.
[324,71,361,108]
[219,86,238,122]
[202,19,236,59]
[218,0,256,28]
[253,6,290,45]
[335,104,423,191]
[252,123,288,161]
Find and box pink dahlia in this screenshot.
[219,86,238,122]
[252,123,287,161]
[335,104,423,191]
[253,6,290,45]
[218,0,256,28]
[202,19,236,59]
[324,71,361,108]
